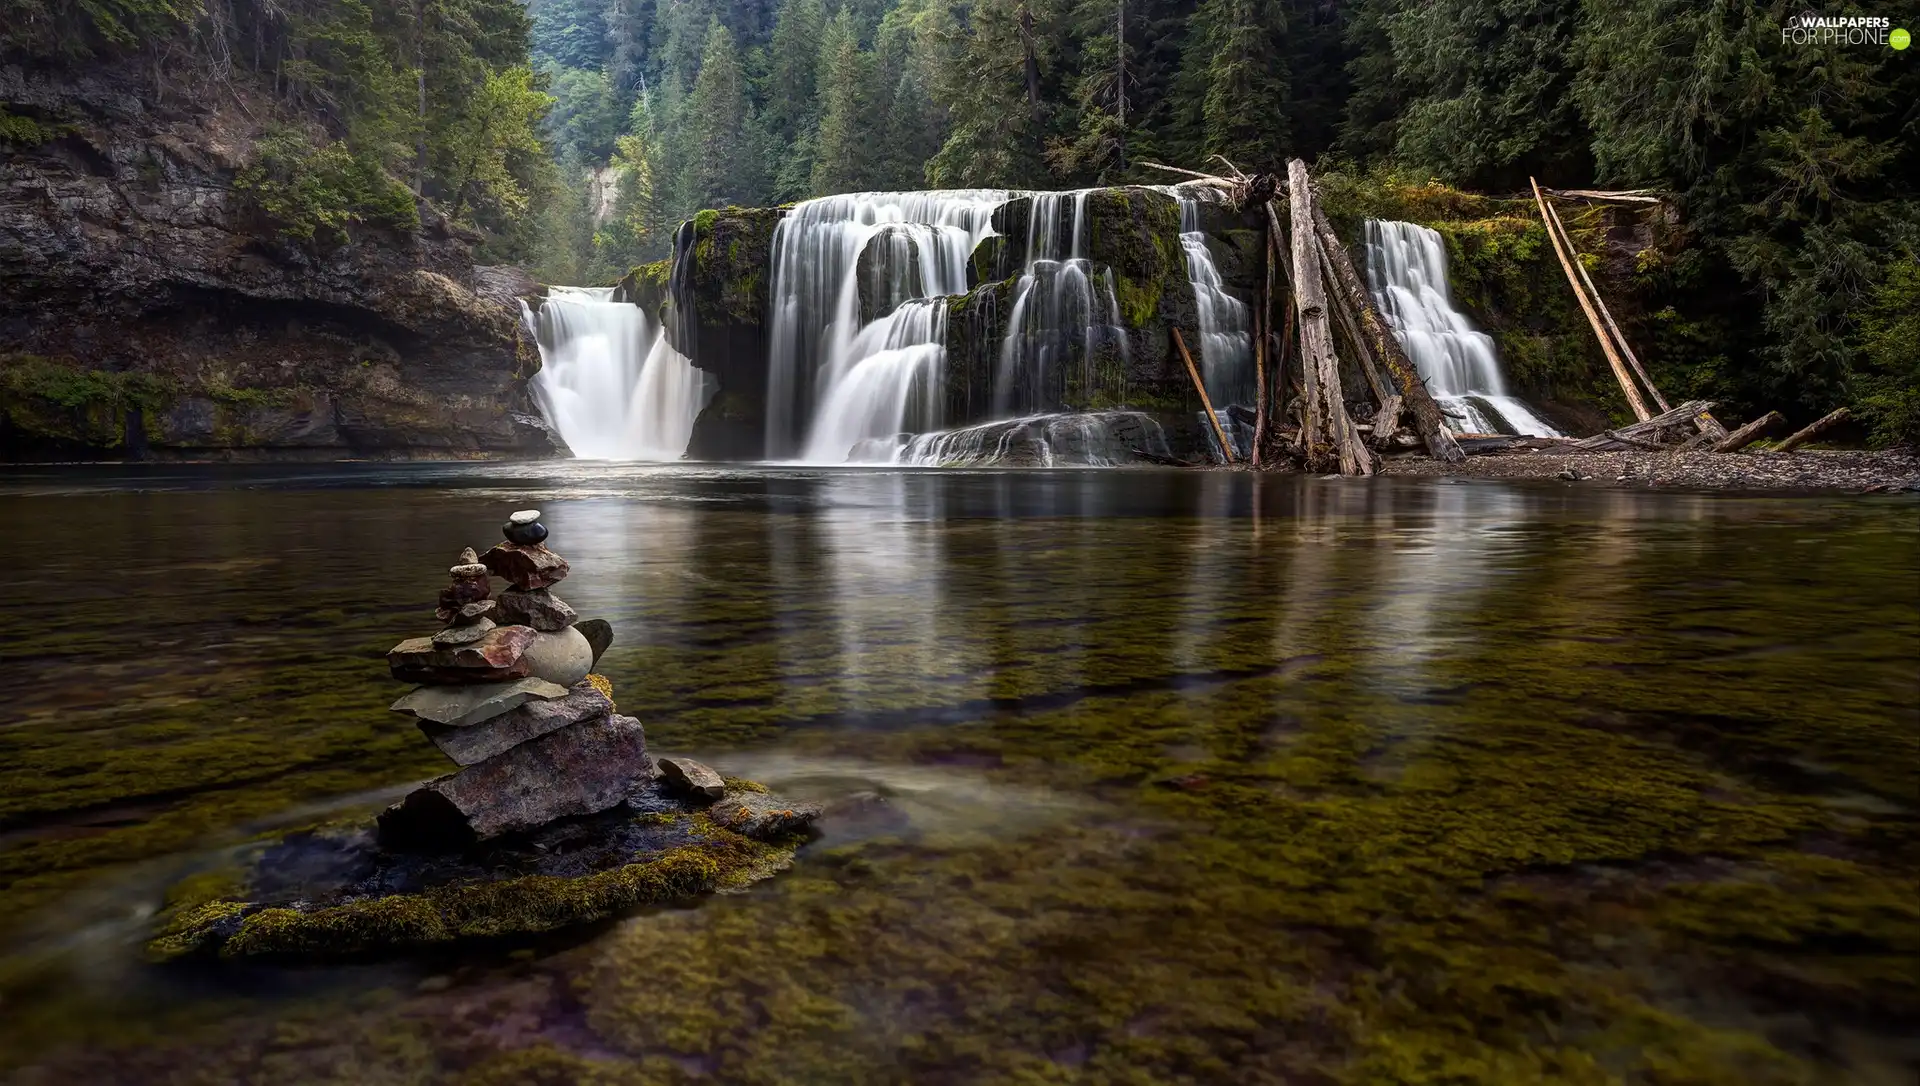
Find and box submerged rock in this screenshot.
[419,679,614,766]
[146,783,817,961]
[378,713,654,848]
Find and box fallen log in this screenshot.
[1307,196,1464,463]
[1542,188,1665,205]
[1173,327,1235,464]
[1773,407,1851,453]
[1713,410,1785,454]
[1531,178,1652,422]
[1372,393,1404,450]
[1577,428,1669,452]
[1288,159,1374,476]
[1571,399,1717,450]
[1319,241,1396,407]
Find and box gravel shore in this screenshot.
[1379,447,1920,493]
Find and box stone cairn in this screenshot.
[378,509,652,848]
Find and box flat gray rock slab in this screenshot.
[419,680,614,766]
[379,713,654,847]
[658,756,725,802]
[389,677,571,728]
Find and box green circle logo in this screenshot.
[1894,27,1912,49]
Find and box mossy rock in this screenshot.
[686,206,784,328]
[146,782,814,962]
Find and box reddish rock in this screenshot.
[388,624,537,684]
[495,587,577,632]
[377,713,653,846]
[481,542,570,590]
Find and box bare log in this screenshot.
[1319,240,1394,406]
[1531,177,1652,422]
[1174,327,1235,464]
[1138,161,1231,183]
[1542,188,1665,205]
[1571,399,1715,450]
[1712,410,1785,454]
[1307,195,1464,463]
[1774,407,1852,453]
[1540,198,1669,414]
[1372,393,1403,450]
[1288,159,1374,476]
[1253,213,1273,468]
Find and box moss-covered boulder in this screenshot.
[613,258,672,325]
[940,186,1260,424]
[146,779,816,961]
[674,206,785,460]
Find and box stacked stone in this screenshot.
[379,510,649,849]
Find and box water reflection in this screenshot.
[0,466,1914,1082]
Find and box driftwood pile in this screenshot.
[1141,159,1856,472]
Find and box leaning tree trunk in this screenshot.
[1308,200,1464,464]
[1288,160,1374,476]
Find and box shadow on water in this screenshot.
[0,465,1915,1083]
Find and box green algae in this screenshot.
[144,810,802,961]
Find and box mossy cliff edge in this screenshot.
[0,63,565,462]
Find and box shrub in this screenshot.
[234,131,421,243]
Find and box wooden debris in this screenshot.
[1287,159,1374,476]
[1173,327,1234,464]
[1570,399,1716,450]
[1774,407,1851,453]
[1531,177,1653,422]
[1542,188,1665,205]
[1307,198,1464,463]
[1713,410,1786,454]
[1372,393,1404,451]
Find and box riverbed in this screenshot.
[1,464,1915,1084]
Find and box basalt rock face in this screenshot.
[0,62,567,462]
[666,207,786,461]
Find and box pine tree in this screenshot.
[924,0,1058,187]
[810,6,872,195]
[684,17,755,207]
[1046,0,1134,183]
[761,0,826,198]
[1189,0,1289,173]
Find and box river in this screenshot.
[1,464,1914,1083]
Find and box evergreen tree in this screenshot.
[683,18,756,207]
[1181,0,1289,173]
[925,0,1058,187]
[810,6,872,195]
[761,0,826,198]
[528,0,613,70]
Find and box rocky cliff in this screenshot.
[0,62,565,461]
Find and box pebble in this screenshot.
[504,519,549,546]
[507,510,542,526]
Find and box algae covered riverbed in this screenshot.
[0,463,1915,1084]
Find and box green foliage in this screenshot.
[0,107,66,145]
[809,7,870,195]
[235,131,421,242]
[1855,256,1920,447]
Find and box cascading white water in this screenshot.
[527,286,713,460]
[1364,220,1561,437]
[766,192,1005,461]
[1174,191,1253,408]
[993,191,1130,418]
[873,411,1175,467]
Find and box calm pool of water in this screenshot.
[1,464,1915,1084]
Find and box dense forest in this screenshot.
[1,0,1916,441]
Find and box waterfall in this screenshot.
[879,411,1175,467]
[1173,191,1254,408]
[992,191,1130,418]
[1364,220,1561,437]
[526,286,714,460]
[765,191,1005,461]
